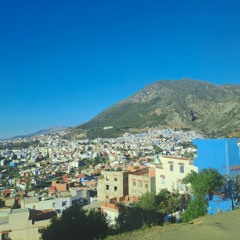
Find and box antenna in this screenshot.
[238,140,240,160]
[225,140,229,175]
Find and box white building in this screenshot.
[155,155,198,194]
[21,189,90,215]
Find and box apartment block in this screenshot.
[97,171,129,202]
[128,167,156,197]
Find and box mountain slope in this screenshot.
[11,126,67,139]
[77,79,240,138]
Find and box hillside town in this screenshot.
[0,128,203,239]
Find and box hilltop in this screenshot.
[107,209,240,240]
[74,79,240,139]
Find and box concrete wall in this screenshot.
[101,202,119,226]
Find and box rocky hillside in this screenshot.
[76,79,240,138]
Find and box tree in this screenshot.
[222,173,240,210]
[182,168,224,222]
[137,192,157,211]
[156,189,191,215]
[41,203,108,240]
[115,204,144,233]
[183,169,223,200]
[182,197,208,222]
[154,145,163,154]
[115,192,165,233]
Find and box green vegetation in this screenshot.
[183,168,240,222]
[42,168,240,239]
[0,165,20,178]
[41,203,109,240]
[41,191,187,239]
[107,209,240,240]
[222,173,240,210]
[153,145,163,154]
[183,169,224,200]
[115,190,189,233]
[86,128,125,139]
[74,79,240,138]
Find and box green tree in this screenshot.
[115,193,165,233]
[182,197,208,222]
[137,192,163,226]
[156,189,190,215]
[222,173,240,210]
[115,204,144,233]
[42,203,108,240]
[154,145,163,154]
[182,168,224,222]
[183,168,223,200]
[137,192,157,211]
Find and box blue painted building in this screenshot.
[193,138,240,213]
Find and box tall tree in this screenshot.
[183,168,223,200]
[222,172,240,210]
[41,203,108,240]
[156,189,190,215]
[137,192,157,211]
[182,168,224,222]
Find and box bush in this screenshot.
[183,197,208,222]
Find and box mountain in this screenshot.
[11,126,68,139]
[76,79,240,138]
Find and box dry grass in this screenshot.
[107,209,240,240]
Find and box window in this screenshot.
[138,182,142,187]
[114,186,117,191]
[180,165,184,173]
[170,164,174,171]
[114,177,117,181]
[106,185,109,190]
[161,176,165,185]
[62,201,67,207]
[145,184,148,189]
[132,181,136,186]
[106,176,109,181]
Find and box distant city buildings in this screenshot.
[0,128,204,239]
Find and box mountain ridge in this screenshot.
[76,79,240,138]
[10,126,68,140]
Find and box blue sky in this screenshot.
[0,0,240,139]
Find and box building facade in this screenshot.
[128,168,156,197]
[155,156,198,194]
[97,171,129,202]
